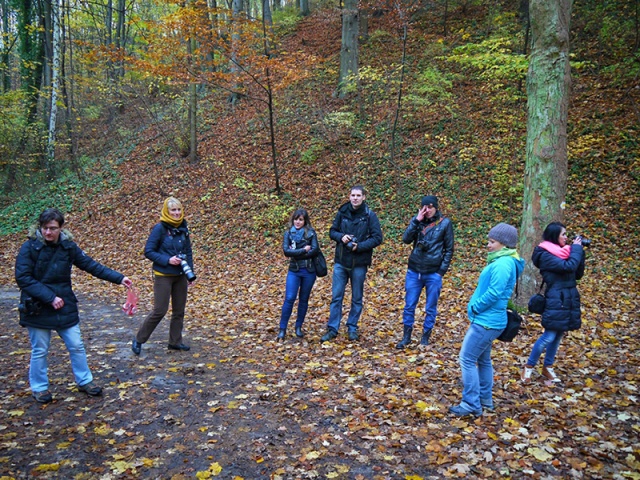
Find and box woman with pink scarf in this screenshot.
[522,222,585,383]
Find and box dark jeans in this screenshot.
[279,268,317,330]
[136,274,188,345]
[327,263,368,333]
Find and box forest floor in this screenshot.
[1,268,638,479]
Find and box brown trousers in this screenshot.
[136,274,188,345]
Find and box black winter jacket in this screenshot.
[532,244,585,332]
[145,221,194,276]
[15,230,125,330]
[329,202,383,268]
[282,227,320,272]
[402,212,454,276]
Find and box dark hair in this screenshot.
[350,185,366,196]
[542,221,566,245]
[39,208,65,228]
[289,209,311,229]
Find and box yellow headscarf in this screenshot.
[160,197,184,227]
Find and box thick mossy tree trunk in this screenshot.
[336,0,359,98]
[519,0,573,302]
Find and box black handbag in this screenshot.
[497,309,523,342]
[528,280,546,314]
[313,249,327,277]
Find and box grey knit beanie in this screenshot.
[488,223,518,248]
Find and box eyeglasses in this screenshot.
[41,227,60,232]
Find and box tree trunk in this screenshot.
[1,0,10,92]
[115,0,126,77]
[46,0,62,179]
[263,0,272,27]
[228,0,243,104]
[337,0,359,98]
[187,0,198,163]
[519,0,573,303]
[300,0,310,17]
[359,10,368,41]
[262,5,280,194]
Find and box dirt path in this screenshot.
[0,287,413,479]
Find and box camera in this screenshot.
[177,254,197,282]
[18,297,42,316]
[574,235,592,248]
[346,236,358,251]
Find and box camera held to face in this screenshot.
[18,297,42,316]
[346,237,358,251]
[177,254,197,281]
[574,235,592,248]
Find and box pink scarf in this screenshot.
[538,241,571,259]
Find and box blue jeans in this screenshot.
[527,329,564,367]
[28,325,93,393]
[402,270,442,329]
[279,268,317,330]
[327,263,368,333]
[458,323,502,411]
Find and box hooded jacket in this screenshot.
[532,244,585,331]
[15,229,125,330]
[467,254,525,330]
[329,201,383,268]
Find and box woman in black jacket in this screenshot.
[522,222,585,384]
[15,208,132,403]
[132,197,195,355]
[277,209,319,340]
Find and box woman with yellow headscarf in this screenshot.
[132,197,195,355]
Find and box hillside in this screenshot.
[0,3,639,478]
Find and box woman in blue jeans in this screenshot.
[522,222,585,383]
[278,209,319,340]
[449,223,524,417]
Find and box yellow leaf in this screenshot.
[407,371,422,378]
[405,475,424,480]
[415,400,428,411]
[305,451,321,460]
[585,378,594,387]
[35,463,60,472]
[56,442,71,449]
[94,425,112,436]
[8,410,24,417]
[326,473,339,478]
[528,447,553,462]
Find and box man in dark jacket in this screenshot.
[396,195,454,348]
[15,208,132,403]
[321,186,383,342]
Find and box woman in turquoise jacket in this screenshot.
[449,223,524,417]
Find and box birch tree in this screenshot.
[519,0,573,300]
[47,0,63,178]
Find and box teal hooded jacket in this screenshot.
[467,253,525,330]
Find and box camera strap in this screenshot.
[32,242,66,282]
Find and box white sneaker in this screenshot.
[542,366,561,383]
[521,366,534,383]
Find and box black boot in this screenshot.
[420,328,432,346]
[277,329,286,340]
[396,326,413,349]
[295,326,304,338]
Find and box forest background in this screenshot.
[0,0,639,478]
